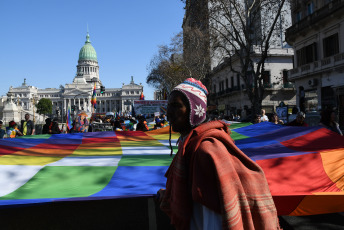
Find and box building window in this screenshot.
[236,74,240,88]
[262,71,271,84]
[219,81,224,92]
[231,77,234,88]
[296,11,302,22]
[213,84,216,93]
[283,70,289,83]
[226,79,229,89]
[296,43,317,66]
[323,33,339,58]
[307,2,314,15]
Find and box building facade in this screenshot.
[1,33,143,123]
[210,48,295,117]
[286,0,344,128]
[182,0,296,118]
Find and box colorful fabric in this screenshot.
[161,121,279,230]
[171,78,208,127]
[91,82,97,109]
[140,92,144,100]
[0,122,343,218]
[66,106,73,131]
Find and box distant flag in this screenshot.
[91,82,97,109]
[66,106,73,131]
[140,92,145,100]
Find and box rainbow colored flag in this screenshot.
[139,92,144,100]
[91,82,97,109]
[66,106,73,131]
[0,122,343,216]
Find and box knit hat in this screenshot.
[9,121,16,127]
[171,78,208,127]
[78,111,88,117]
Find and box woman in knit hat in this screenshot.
[157,78,280,230]
[72,111,89,133]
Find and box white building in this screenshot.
[182,0,296,117]
[1,33,143,124]
[210,47,295,116]
[286,0,344,128]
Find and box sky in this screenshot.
[0,0,185,100]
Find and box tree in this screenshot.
[182,0,291,115]
[147,30,211,94]
[36,98,52,117]
[146,32,188,94]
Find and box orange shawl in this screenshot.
[161,121,280,229]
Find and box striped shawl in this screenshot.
[160,121,280,229]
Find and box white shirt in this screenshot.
[261,115,269,122]
[190,202,222,230]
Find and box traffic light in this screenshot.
[71,105,75,112]
[100,85,105,94]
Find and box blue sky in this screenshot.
[0,0,185,100]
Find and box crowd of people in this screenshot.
[249,108,342,136]
[0,102,342,139]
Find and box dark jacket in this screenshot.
[42,122,61,134]
[20,120,34,135]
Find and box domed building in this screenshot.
[1,32,143,123]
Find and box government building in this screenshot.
[0,33,143,124]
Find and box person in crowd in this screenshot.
[72,111,89,133]
[7,121,23,138]
[42,118,52,134]
[160,114,168,127]
[110,117,122,131]
[319,109,342,135]
[154,115,162,129]
[20,113,34,135]
[261,109,269,122]
[286,111,308,127]
[136,117,149,131]
[0,121,6,139]
[271,112,284,125]
[288,106,299,123]
[119,119,127,131]
[253,114,262,124]
[52,118,62,134]
[157,78,279,229]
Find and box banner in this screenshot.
[133,100,168,115]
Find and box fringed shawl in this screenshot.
[160,121,280,230]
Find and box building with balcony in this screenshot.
[182,0,295,118]
[286,0,344,127]
[210,48,295,117]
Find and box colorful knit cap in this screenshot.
[171,78,208,127]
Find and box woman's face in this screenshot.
[167,91,191,135]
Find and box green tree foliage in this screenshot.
[36,98,52,116]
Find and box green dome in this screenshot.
[78,33,97,61]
